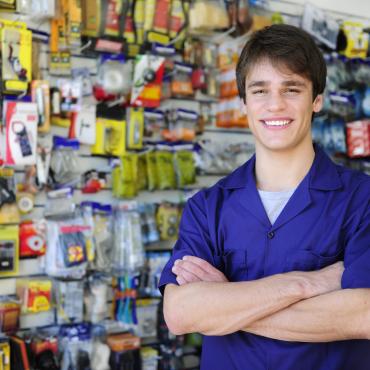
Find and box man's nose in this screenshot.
[266,92,286,111]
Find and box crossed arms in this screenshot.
[163,256,370,341]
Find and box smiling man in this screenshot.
[158,25,370,370]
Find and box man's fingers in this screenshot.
[175,260,208,280]
[182,255,220,274]
[176,275,187,285]
[172,264,202,284]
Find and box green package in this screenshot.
[146,151,158,191]
[137,153,148,191]
[112,154,138,198]
[174,150,196,187]
[156,150,176,190]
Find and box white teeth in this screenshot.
[263,120,290,126]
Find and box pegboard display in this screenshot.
[0,0,369,369]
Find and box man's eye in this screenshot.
[252,90,266,95]
[285,88,300,95]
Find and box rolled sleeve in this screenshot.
[158,191,219,295]
[342,199,370,289]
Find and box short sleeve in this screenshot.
[341,196,370,289]
[158,191,219,295]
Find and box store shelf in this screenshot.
[145,240,174,252]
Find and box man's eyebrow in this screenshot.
[281,80,307,87]
[247,80,308,89]
[247,81,268,89]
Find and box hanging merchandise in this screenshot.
[113,275,139,326]
[19,220,46,258]
[112,203,145,274]
[90,326,111,370]
[52,78,82,127]
[188,0,229,32]
[0,19,32,94]
[81,170,108,194]
[29,332,59,370]
[127,107,144,150]
[54,279,84,324]
[72,68,93,97]
[216,96,248,128]
[69,105,97,145]
[9,336,31,370]
[146,150,159,191]
[169,0,189,47]
[0,168,19,224]
[171,62,194,97]
[156,203,181,240]
[137,152,148,191]
[0,339,10,370]
[63,0,82,47]
[141,347,159,370]
[301,3,339,50]
[0,225,19,276]
[174,149,196,187]
[49,136,80,189]
[95,54,133,98]
[163,109,198,141]
[3,100,38,166]
[346,120,370,158]
[45,214,89,279]
[136,299,160,338]
[44,188,76,220]
[31,80,51,133]
[144,252,171,296]
[81,202,113,271]
[219,68,238,98]
[131,54,166,108]
[107,332,141,369]
[36,137,52,190]
[133,0,145,46]
[84,275,109,324]
[143,109,166,139]
[112,153,138,198]
[59,323,93,370]
[338,21,369,59]
[155,149,176,190]
[0,297,20,333]
[139,203,160,245]
[105,118,127,156]
[328,90,360,121]
[16,279,52,314]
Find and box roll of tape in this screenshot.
[17,193,34,214]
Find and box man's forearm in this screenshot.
[164,270,331,336]
[243,288,370,342]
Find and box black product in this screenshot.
[0,178,16,207]
[109,349,141,370]
[13,122,32,157]
[77,349,91,370]
[0,241,15,272]
[34,350,60,370]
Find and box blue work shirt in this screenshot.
[159,145,370,370]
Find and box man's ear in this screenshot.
[313,94,324,113]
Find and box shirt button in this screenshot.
[267,231,275,239]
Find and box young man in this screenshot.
[159,25,370,370]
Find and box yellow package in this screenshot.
[105,119,127,156]
[0,341,10,370]
[127,107,144,150]
[16,279,52,313]
[91,118,106,155]
[0,225,19,277]
[0,20,31,93]
[340,21,369,59]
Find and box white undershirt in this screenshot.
[258,188,296,225]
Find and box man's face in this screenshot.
[244,59,323,154]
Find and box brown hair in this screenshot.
[236,24,327,103]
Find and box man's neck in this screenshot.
[255,143,315,191]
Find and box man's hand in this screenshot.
[172,255,228,285]
[172,255,344,297]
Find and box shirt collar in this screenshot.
[216,144,342,191]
